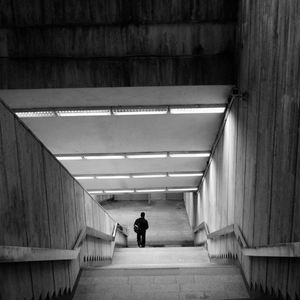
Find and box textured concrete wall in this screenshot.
[0,0,237,88]
[183,192,196,229]
[0,0,238,26]
[195,1,300,299]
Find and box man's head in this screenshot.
[141,212,145,218]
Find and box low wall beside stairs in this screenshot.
[0,100,118,300]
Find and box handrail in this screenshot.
[233,224,248,248]
[112,223,118,239]
[73,227,87,249]
[74,223,128,248]
[86,226,114,242]
[243,242,300,257]
[193,221,209,236]
[117,224,128,237]
[0,223,128,263]
[194,222,299,258]
[207,224,234,239]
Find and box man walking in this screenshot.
[134,212,149,247]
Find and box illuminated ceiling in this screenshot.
[0,85,231,194]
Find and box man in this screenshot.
[134,212,149,247]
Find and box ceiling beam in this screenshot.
[3,23,235,58]
[0,54,235,88]
[0,0,238,27]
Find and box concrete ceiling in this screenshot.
[0,85,231,108]
[0,0,237,194]
[0,85,231,191]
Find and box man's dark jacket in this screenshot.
[134,217,149,233]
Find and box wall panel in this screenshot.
[0,99,119,299]
[251,1,278,290]
[287,1,300,297]
[193,1,300,299]
[4,24,235,58]
[74,183,87,265]
[84,191,96,263]
[0,55,235,88]
[0,0,238,27]
[15,121,55,298]
[43,149,70,296]
[60,168,79,290]
[0,101,33,299]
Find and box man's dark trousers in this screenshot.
[137,231,146,247]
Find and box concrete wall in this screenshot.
[192,1,300,299]
[0,100,117,300]
[183,192,196,229]
[0,0,237,88]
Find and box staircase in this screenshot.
[74,247,250,300]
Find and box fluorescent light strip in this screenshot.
[112,108,168,116]
[104,190,134,194]
[127,154,167,159]
[170,107,226,114]
[168,173,203,177]
[132,174,166,178]
[169,152,210,158]
[16,111,56,118]
[15,105,226,118]
[57,156,83,161]
[168,187,198,192]
[88,190,104,194]
[84,155,125,160]
[56,152,210,161]
[75,176,95,180]
[136,189,166,193]
[56,109,111,116]
[96,175,130,179]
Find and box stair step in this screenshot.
[74,247,250,300]
[110,246,210,267]
[83,265,240,275]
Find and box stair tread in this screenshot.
[74,247,249,300]
[110,246,210,267]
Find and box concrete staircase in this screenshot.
[74,247,250,300]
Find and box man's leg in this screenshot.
[137,233,141,247]
[141,232,146,247]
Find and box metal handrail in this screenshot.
[194,222,299,258]
[0,223,128,263]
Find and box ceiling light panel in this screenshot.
[136,189,166,193]
[167,187,198,192]
[55,151,210,161]
[169,152,210,158]
[127,153,168,159]
[56,109,111,116]
[170,106,226,114]
[16,111,56,118]
[132,174,167,178]
[84,155,125,160]
[168,173,203,177]
[15,104,226,118]
[112,107,168,116]
[56,156,83,161]
[104,190,134,194]
[88,190,104,194]
[96,175,130,179]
